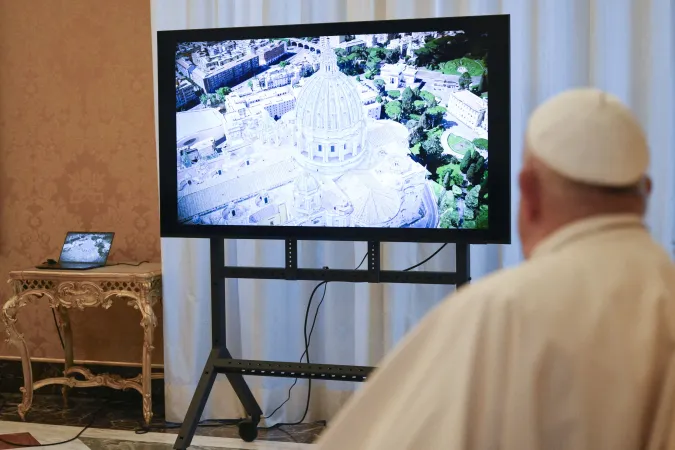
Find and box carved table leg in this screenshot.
[56,305,74,405]
[135,293,157,426]
[2,295,34,420]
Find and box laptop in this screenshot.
[37,232,115,270]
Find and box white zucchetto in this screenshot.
[526,88,649,187]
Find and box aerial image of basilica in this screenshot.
[174,30,489,229]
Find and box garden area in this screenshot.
[446,133,473,156]
[438,57,485,77]
[432,140,489,230]
[335,45,401,78]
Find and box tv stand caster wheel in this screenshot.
[238,418,259,442]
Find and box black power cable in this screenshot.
[0,397,112,448]
[108,261,149,267]
[263,244,448,429]
[403,243,447,272]
[263,251,369,428]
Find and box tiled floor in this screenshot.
[0,393,322,448]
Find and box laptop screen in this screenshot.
[59,232,114,264]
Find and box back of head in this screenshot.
[526,88,649,187]
[519,88,650,257]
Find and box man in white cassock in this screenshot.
[317,89,675,450]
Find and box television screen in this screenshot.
[157,15,510,243]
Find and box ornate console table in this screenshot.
[1,263,162,425]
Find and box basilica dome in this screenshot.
[293,37,367,172]
[295,56,365,136]
[293,171,322,214]
[293,171,320,196]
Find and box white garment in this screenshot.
[317,215,675,449]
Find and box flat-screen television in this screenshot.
[157,15,510,243]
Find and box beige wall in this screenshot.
[0,0,162,363]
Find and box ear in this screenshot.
[519,166,541,221]
[643,176,652,196]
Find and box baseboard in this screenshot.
[0,359,164,401]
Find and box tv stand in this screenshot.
[173,238,470,449]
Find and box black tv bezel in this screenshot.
[157,14,511,244]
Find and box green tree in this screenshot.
[439,191,455,213]
[439,207,461,228]
[419,112,432,130]
[475,205,488,229]
[247,80,253,89]
[465,185,481,209]
[279,60,289,68]
[459,72,472,90]
[369,47,386,59]
[366,59,380,74]
[384,100,403,121]
[420,90,438,108]
[467,156,485,185]
[463,208,474,221]
[388,89,401,99]
[451,185,462,197]
[374,78,386,94]
[407,120,425,147]
[386,48,401,64]
[460,149,474,173]
[420,135,445,174]
[200,94,208,106]
[439,210,453,228]
[401,87,415,114]
[216,87,231,102]
[426,105,447,127]
[481,70,489,93]
[452,171,464,187]
[421,135,444,157]
[473,138,488,151]
[365,70,374,80]
[467,162,478,184]
[450,209,461,227]
[441,171,451,189]
[436,163,457,184]
[375,95,383,103]
[337,52,361,75]
[356,75,361,81]
[413,99,426,114]
[478,170,489,200]
[441,169,464,190]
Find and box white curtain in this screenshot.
[151,0,675,424]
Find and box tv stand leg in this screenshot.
[220,347,263,420]
[173,348,262,449]
[173,349,218,449]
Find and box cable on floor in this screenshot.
[0,397,111,448]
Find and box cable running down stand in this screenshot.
[174,239,470,449]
